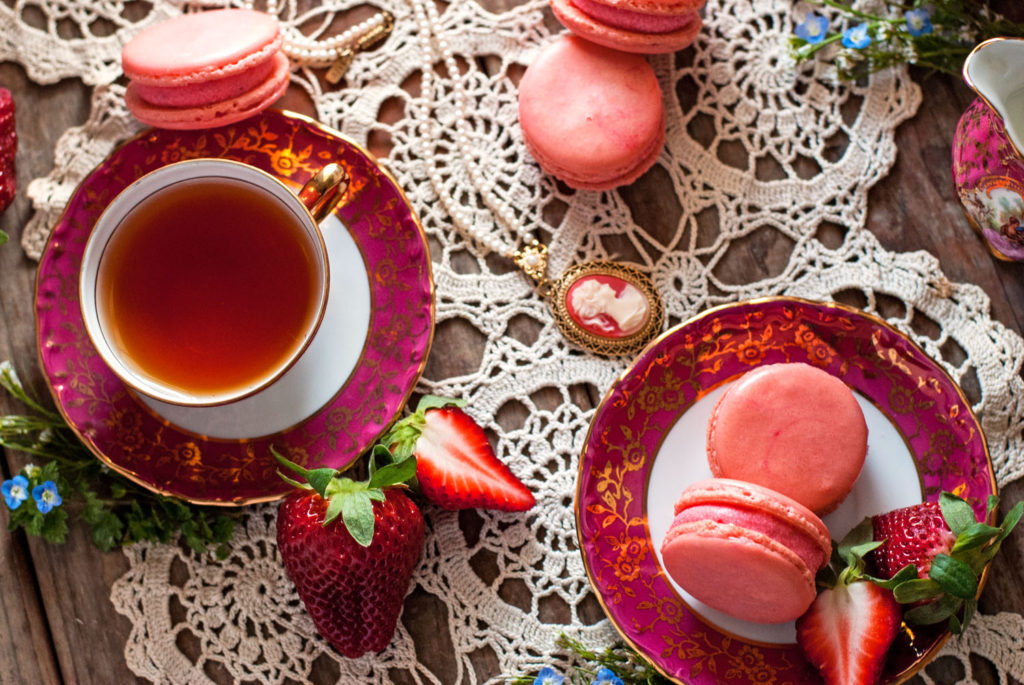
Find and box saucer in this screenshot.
[576,297,996,684]
[35,109,435,505]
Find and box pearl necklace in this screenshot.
[262,2,394,82]
[410,0,665,356]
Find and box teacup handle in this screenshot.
[298,163,349,222]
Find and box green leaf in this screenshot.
[959,597,977,634]
[929,554,978,599]
[304,467,338,498]
[837,518,875,560]
[415,395,465,413]
[340,491,376,547]
[870,564,919,591]
[951,522,1003,553]
[271,447,310,478]
[368,456,417,490]
[997,501,1024,543]
[323,492,344,525]
[40,508,69,544]
[893,577,942,604]
[940,492,977,535]
[0,230,8,246]
[904,595,961,626]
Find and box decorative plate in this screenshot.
[35,109,435,505]
[576,297,996,684]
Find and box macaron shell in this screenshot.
[518,35,665,189]
[660,520,818,624]
[125,52,290,130]
[707,363,868,514]
[551,0,702,54]
[571,0,697,32]
[122,9,282,85]
[672,478,831,563]
[131,53,280,107]
[522,109,664,190]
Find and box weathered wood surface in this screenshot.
[3,14,1024,685]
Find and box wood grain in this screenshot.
[3,12,1024,685]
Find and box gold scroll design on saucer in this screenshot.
[47,113,425,497]
[581,300,987,683]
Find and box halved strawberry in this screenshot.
[796,580,902,685]
[797,521,904,685]
[383,396,535,511]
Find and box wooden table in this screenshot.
[3,31,1024,685]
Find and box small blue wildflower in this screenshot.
[904,8,933,37]
[534,667,565,685]
[32,481,62,514]
[794,13,829,44]
[841,23,872,49]
[592,667,625,685]
[2,475,29,510]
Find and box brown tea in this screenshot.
[95,176,322,399]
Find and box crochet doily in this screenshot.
[6,0,1024,682]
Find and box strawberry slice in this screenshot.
[384,396,535,511]
[796,580,902,685]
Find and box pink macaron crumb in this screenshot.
[570,0,697,33]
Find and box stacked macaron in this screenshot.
[551,0,704,54]
[122,9,290,130]
[517,35,665,191]
[660,362,870,624]
[662,479,832,624]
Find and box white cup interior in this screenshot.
[79,159,330,407]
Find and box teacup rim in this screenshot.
[78,157,332,408]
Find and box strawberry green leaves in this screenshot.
[273,446,416,547]
[876,492,1022,634]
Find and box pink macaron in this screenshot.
[660,478,832,624]
[706,362,868,515]
[122,9,289,130]
[517,35,665,190]
[550,0,704,54]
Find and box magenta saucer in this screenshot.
[35,109,435,505]
[576,297,996,683]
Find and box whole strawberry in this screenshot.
[870,492,1021,634]
[274,447,424,658]
[0,87,16,215]
[384,396,535,511]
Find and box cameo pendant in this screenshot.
[513,241,665,357]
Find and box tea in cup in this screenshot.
[79,158,348,406]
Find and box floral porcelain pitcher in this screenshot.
[953,37,1024,261]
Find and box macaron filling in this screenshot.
[131,54,280,107]
[569,0,697,33]
[669,503,827,573]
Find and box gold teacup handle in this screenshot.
[298,163,349,222]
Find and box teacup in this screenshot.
[79,158,349,407]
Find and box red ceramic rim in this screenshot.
[575,297,996,684]
[35,109,435,505]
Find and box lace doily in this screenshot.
[5,0,1024,682]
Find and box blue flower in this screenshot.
[2,475,29,510]
[32,481,62,514]
[534,667,565,685]
[841,23,872,49]
[904,8,933,37]
[592,667,625,685]
[794,12,829,44]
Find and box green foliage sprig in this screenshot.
[509,633,671,685]
[0,361,235,556]
[790,0,1024,80]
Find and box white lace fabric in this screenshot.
[5,0,1024,682]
